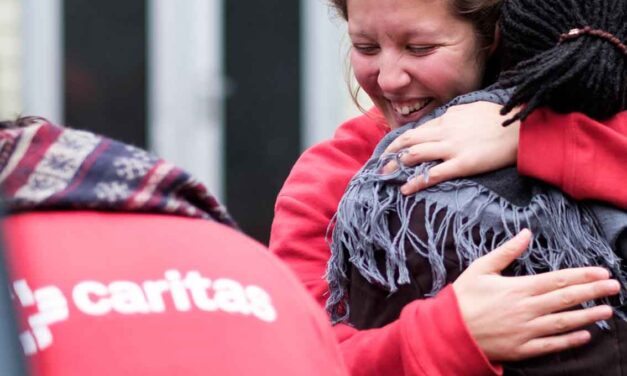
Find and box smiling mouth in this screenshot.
[391,98,434,116]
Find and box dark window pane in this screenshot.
[225,1,301,243]
[64,0,146,147]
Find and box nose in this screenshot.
[377,53,411,93]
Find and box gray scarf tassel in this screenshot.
[325,89,627,326]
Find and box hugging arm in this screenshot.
[518,109,627,208]
[386,103,627,208]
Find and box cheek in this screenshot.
[415,52,485,98]
[350,52,379,96]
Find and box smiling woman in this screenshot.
[347,0,491,128]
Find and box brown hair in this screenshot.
[0,116,48,130]
[329,0,501,49]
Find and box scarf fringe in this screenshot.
[326,153,627,326]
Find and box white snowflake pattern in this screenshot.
[57,130,100,151]
[125,145,157,164]
[31,175,64,190]
[94,181,131,203]
[113,157,153,180]
[41,152,80,173]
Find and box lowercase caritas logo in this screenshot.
[10,269,278,356]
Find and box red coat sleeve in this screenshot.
[269,110,389,310]
[270,112,500,376]
[519,110,627,208]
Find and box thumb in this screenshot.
[472,229,532,274]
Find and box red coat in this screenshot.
[519,109,627,208]
[270,109,626,376]
[4,211,348,376]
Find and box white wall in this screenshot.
[21,0,63,124]
[0,0,21,120]
[148,0,225,200]
[300,0,372,149]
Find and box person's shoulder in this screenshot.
[301,108,389,163]
[332,108,389,143]
[277,108,389,203]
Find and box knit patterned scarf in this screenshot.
[0,121,236,228]
[326,89,627,325]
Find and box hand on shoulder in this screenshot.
[383,101,521,195]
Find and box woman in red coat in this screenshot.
[270,0,626,374]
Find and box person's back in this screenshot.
[4,211,348,376]
[0,119,347,375]
[344,162,627,374]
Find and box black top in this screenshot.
[347,168,627,376]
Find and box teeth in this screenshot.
[393,99,432,116]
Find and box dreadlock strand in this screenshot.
[505,42,599,117]
[500,45,589,116]
[498,0,626,122]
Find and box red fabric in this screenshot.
[269,110,500,376]
[519,110,627,208]
[4,211,348,376]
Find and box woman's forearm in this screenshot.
[519,110,627,208]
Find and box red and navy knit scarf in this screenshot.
[0,121,236,228]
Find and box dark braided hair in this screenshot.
[498,0,627,125]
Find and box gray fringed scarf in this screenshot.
[326,88,627,325]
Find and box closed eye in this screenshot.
[406,45,437,55]
[353,44,380,55]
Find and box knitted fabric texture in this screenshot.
[0,122,236,228]
[326,89,627,325]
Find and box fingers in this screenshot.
[401,175,427,195]
[381,160,400,174]
[381,142,450,177]
[400,160,461,195]
[515,330,591,360]
[526,305,613,339]
[518,267,611,296]
[384,124,441,153]
[469,230,532,274]
[529,279,620,315]
[399,142,447,166]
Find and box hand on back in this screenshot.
[453,230,620,361]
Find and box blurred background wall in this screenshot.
[0,0,371,243]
